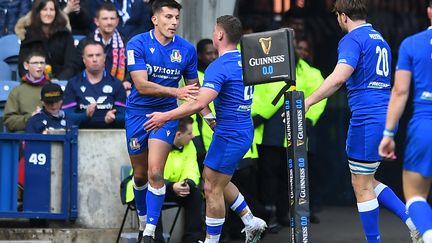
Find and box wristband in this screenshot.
[203,113,216,119]
[383,128,395,138]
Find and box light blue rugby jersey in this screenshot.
[396,26,432,118]
[126,30,198,111]
[202,50,253,129]
[338,23,391,119]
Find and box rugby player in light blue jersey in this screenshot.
[125,0,212,242]
[379,2,432,242]
[144,15,267,243]
[304,0,419,242]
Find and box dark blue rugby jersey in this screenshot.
[337,23,391,119]
[62,70,126,127]
[126,30,198,110]
[25,109,72,133]
[396,27,432,118]
[202,50,253,129]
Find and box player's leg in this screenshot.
[372,179,418,235]
[126,113,150,239]
[404,170,432,242]
[225,181,267,242]
[130,152,149,230]
[349,163,380,243]
[203,166,232,243]
[143,138,172,238]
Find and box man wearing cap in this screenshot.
[25,83,72,134]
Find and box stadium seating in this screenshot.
[0,34,20,81]
[0,80,20,132]
[0,61,12,80]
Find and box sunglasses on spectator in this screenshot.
[29,62,47,66]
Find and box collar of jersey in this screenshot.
[220,49,240,57]
[351,23,372,32]
[150,29,176,46]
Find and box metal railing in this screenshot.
[0,127,78,220]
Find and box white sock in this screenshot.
[423,229,432,242]
[143,223,156,237]
[405,217,417,231]
[204,234,220,243]
[138,215,147,231]
[240,207,254,226]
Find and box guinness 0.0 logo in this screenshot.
[259,37,272,55]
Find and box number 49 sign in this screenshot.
[24,141,51,212]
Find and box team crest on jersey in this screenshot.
[129,138,140,150]
[170,50,182,63]
[102,85,113,93]
[61,120,66,126]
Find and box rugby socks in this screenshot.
[406,196,432,241]
[143,184,166,237]
[132,178,148,230]
[205,216,225,243]
[374,183,414,230]
[230,193,254,226]
[357,199,380,243]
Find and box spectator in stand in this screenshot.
[295,35,315,66]
[76,3,131,91]
[163,116,204,243]
[88,0,152,41]
[58,0,92,36]
[0,0,31,37]
[3,50,50,132]
[25,82,72,133]
[16,0,80,80]
[62,40,126,128]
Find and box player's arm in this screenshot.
[305,63,354,111]
[378,70,411,159]
[184,77,214,119]
[144,87,217,131]
[384,70,412,130]
[130,70,198,99]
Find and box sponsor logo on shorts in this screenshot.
[166,130,171,137]
[129,138,140,150]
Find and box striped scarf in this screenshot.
[94,28,126,81]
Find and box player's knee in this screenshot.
[133,174,147,186]
[147,169,164,183]
[203,181,222,197]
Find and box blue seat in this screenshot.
[0,34,20,61]
[0,80,20,131]
[0,80,19,103]
[0,61,11,80]
[54,80,68,91]
[0,35,20,82]
[73,35,86,47]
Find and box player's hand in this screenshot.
[104,109,116,124]
[144,112,168,131]
[175,83,199,101]
[86,103,97,117]
[122,81,132,91]
[378,136,397,160]
[304,98,311,113]
[173,181,190,197]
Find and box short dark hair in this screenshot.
[81,39,105,55]
[333,0,368,21]
[152,0,182,14]
[196,39,213,54]
[216,15,242,44]
[24,50,46,63]
[178,116,193,133]
[95,2,118,18]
